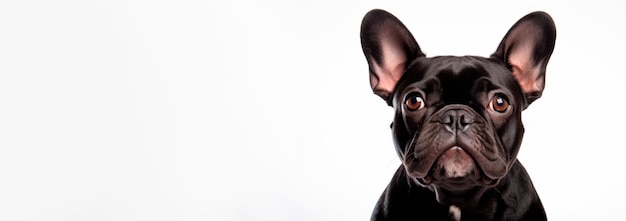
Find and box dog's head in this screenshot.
[361,10,555,206]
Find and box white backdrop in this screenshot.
[1,1,624,220]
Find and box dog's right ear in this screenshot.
[361,9,424,104]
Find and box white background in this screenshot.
[1,1,624,220]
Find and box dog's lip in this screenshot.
[414,145,471,176]
[409,146,461,181]
[408,144,506,182]
[418,172,498,188]
[435,146,475,178]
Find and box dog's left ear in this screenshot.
[492,11,556,107]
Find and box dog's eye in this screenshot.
[489,96,509,113]
[405,94,425,111]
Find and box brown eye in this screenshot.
[489,96,509,113]
[405,94,425,111]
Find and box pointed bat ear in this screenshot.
[361,9,424,103]
[492,11,556,107]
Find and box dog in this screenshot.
[360,9,556,221]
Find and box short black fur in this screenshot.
[360,9,556,221]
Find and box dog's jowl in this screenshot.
[360,9,556,221]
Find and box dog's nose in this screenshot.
[440,109,474,134]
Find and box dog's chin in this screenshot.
[432,185,488,208]
[412,147,500,207]
[434,146,476,181]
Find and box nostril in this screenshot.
[460,114,474,125]
[440,112,457,133]
[458,115,470,132]
[457,114,475,132]
[439,109,475,134]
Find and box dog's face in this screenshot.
[361,10,555,206]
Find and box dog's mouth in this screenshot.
[434,146,475,179]
[414,146,499,190]
[409,146,498,207]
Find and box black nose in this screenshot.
[439,109,475,134]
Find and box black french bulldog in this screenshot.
[360,9,556,221]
